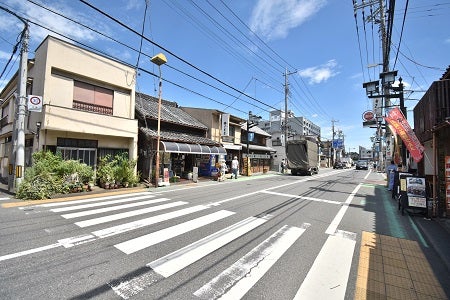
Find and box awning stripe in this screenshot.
[160,141,226,155]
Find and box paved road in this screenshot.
[0,169,448,299]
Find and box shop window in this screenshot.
[73,80,113,115]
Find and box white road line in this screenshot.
[61,197,170,219]
[0,243,61,262]
[115,210,235,254]
[0,197,11,201]
[50,194,155,212]
[92,205,209,238]
[36,191,153,207]
[260,191,341,205]
[206,169,351,208]
[194,224,309,300]
[325,183,362,235]
[75,200,181,228]
[109,270,162,300]
[293,230,356,300]
[58,234,97,248]
[147,215,271,278]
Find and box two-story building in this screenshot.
[136,96,226,181]
[179,107,245,170]
[0,36,138,190]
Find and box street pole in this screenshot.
[284,69,288,157]
[398,77,407,167]
[14,23,29,189]
[150,53,167,188]
[154,67,162,188]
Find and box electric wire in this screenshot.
[78,0,280,113]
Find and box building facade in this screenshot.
[413,66,450,217]
[136,95,226,182]
[258,110,321,170]
[0,36,138,190]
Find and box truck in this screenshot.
[286,137,319,176]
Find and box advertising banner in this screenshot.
[384,107,424,163]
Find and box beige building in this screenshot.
[180,107,245,165]
[0,36,138,186]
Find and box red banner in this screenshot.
[384,107,424,163]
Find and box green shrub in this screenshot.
[16,151,65,199]
[16,150,94,200]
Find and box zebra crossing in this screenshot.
[28,190,357,299]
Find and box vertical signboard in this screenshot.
[222,113,230,137]
[406,177,426,208]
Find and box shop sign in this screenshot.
[243,153,271,159]
[362,110,375,121]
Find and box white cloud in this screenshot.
[2,0,103,45]
[249,0,327,41]
[298,59,339,84]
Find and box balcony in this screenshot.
[73,100,113,116]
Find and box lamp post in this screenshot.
[151,53,167,188]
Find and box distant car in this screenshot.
[356,160,368,170]
[333,161,344,169]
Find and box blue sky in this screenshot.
[0,0,449,152]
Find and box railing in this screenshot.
[73,101,113,115]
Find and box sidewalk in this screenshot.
[0,171,279,207]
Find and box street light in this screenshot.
[151,53,167,188]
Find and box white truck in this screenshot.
[286,138,319,176]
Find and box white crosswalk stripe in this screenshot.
[194,224,309,299]
[147,215,272,278]
[293,230,356,299]
[92,204,209,238]
[61,197,170,219]
[76,200,184,228]
[37,191,153,208]
[51,194,155,213]
[34,190,357,300]
[114,210,236,254]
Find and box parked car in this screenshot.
[355,160,369,170]
[333,161,344,169]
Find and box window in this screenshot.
[73,80,113,115]
[0,101,9,129]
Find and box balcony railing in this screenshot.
[73,100,113,115]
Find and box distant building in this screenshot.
[258,109,321,168]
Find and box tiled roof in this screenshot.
[135,92,208,130]
[140,127,220,146]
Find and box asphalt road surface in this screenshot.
[0,168,448,299]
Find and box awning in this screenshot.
[242,144,277,152]
[160,141,226,155]
[223,144,242,150]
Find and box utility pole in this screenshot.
[14,23,29,189]
[331,119,339,166]
[354,0,391,170]
[283,68,297,156]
